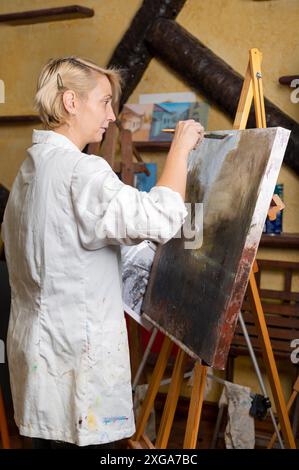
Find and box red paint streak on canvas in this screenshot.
[213,245,258,369]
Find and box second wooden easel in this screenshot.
[128,48,296,449]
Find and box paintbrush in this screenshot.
[161,128,232,140]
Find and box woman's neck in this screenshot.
[54,125,85,151]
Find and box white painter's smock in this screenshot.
[1,130,187,445]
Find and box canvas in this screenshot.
[141,127,290,369]
[122,241,156,331]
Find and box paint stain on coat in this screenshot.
[87,409,97,430]
[103,416,128,425]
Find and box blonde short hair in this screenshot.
[34,56,122,129]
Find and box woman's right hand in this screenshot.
[156,120,205,200]
[170,119,205,156]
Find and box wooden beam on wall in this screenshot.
[0,5,94,25]
[107,0,187,107]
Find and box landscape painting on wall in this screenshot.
[120,101,209,142]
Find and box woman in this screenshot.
[1,56,204,448]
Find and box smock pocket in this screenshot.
[38,304,86,377]
[100,318,131,388]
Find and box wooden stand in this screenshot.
[0,386,10,448]
[267,376,299,448]
[128,48,296,449]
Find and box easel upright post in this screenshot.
[183,362,207,448]
[0,386,10,448]
[129,336,173,448]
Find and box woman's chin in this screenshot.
[97,129,105,141]
[89,133,104,144]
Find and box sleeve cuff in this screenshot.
[149,185,188,219]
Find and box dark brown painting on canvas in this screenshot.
[142,127,290,369]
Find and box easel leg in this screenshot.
[133,328,158,392]
[291,394,299,440]
[248,271,296,449]
[183,363,208,449]
[267,376,299,449]
[132,336,173,444]
[0,386,10,449]
[239,311,284,448]
[156,349,188,448]
[210,403,226,449]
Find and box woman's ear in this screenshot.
[62,90,76,115]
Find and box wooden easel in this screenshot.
[128,48,296,449]
[0,386,10,448]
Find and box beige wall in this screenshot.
[0,0,298,406]
[0,0,141,188]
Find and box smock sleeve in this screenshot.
[70,154,188,250]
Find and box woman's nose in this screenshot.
[108,105,116,122]
[110,111,116,122]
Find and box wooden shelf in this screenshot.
[0,5,94,25]
[260,233,299,249]
[134,141,171,152]
[0,115,41,124]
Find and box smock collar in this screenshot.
[32,129,80,152]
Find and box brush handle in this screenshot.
[162,128,207,134]
[161,129,229,140]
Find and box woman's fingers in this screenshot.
[171,120,205,155]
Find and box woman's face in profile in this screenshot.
[75,74,116,145]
